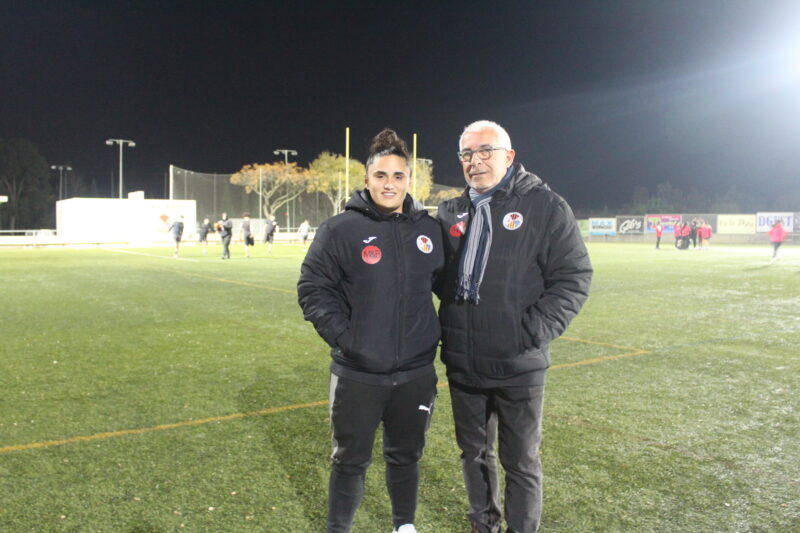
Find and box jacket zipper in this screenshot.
[465,199,477,377]
[393,214,404,385]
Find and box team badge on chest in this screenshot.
[416,235,433,254]
[361,245,382,264]
[449,221,466,237]
[503,212,523,230]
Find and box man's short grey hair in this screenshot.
[459,120,512,150]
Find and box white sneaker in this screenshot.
[393,525,418,533]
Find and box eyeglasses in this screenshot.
[457,146,507,163]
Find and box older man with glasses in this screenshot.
[436,120,592,533]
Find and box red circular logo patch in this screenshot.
[361,245,382,264]
[449,221,466,237]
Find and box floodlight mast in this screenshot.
[105,139,135,199]
[273,149,298,228]
[416,157,432,199]
[50,164,72,200]
[273,148,298,165]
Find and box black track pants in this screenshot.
[326,372,437,533]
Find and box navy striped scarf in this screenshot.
[456,167,513,303]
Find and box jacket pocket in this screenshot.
[472,306,523,359]
[335,327,355,354]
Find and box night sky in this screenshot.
[3,0,799,212]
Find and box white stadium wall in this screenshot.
[56,198,197,244]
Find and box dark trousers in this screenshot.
[327,372,437,533]
[656,236,661,249]
[221,235,231,258]
[450,381,544,533]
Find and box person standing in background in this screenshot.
[654,221,663,249]
[769,220,787,263]
[217,212,233,260]
[680,222,691,249]
[298,219,311,247]
[241,212,254,259]
[168,215,184,258]
[263,214,277,253]
[199,217,212,256]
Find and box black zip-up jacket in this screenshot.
[437,163,592,387]
[298,190,444,386]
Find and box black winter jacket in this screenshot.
[298,190,444,386]
[437,163,592,387]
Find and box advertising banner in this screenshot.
[588,218,616,236]
[756,212,793,233]
[794,212,800,233]
[645,214,681,233]
[716,214,756,235]
[615,216,644,234]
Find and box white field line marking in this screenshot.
[0,400,329,454]
[105,248,198,262]
[554,336,650,369]
[1,337,648,454]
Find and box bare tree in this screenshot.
[230,162,307,218]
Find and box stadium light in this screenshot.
[273,149,298,228]
[105,139,135,199]
[50,164,72,200]
[273,148,297,165]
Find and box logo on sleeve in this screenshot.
[416,235,433,254]
[502,212,523,230]
[361,245,382,264]
[449,221,466,237]
[362,236,377,243]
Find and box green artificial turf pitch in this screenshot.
[1,242,798,532]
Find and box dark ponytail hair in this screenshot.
[365,128,410,169]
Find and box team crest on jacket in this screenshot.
[361,245,382,264]
[503,212,523,230]
[449,221,466,237]
[416,235,433,254]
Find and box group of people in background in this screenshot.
[188,213,280,259]
[670,219,713,250]
[661,218,789,262]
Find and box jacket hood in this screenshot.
[345,189,427,221]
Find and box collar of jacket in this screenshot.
[345,189,426,221]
